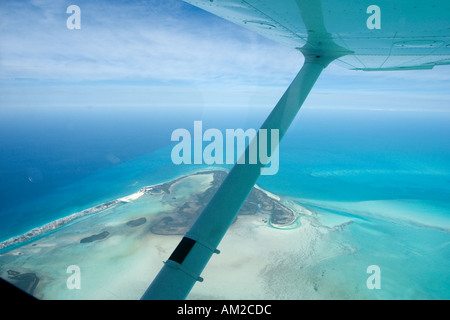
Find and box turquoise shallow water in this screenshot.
[293,199,450,299]
[258,109,450,299]
[0,106,449,299]
[255,108,450,299]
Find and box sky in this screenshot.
[0,0,449,111]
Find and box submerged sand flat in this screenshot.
[0,169,356,300]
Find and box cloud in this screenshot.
[0,0,301,85]
[0,0,448,111]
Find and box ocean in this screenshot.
[0,104,449,299]
[0,106,206,242]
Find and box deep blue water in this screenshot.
[0,106,206,239]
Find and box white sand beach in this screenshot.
[117,190,145,203]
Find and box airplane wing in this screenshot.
[183,0,450,70]
[141,0,450,300]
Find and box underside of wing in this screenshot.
[184,0,450,70]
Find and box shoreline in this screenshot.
[0,172,188,253]
[0,199,125,253]
[0,168,301,253]
[0,168,227,253]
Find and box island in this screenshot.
[80,231,110,244]
[150,170,297,235]
[0,170,299,252]
[126,217,147,228]
[6,270,39,296]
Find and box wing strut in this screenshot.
[141,53,334,300]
